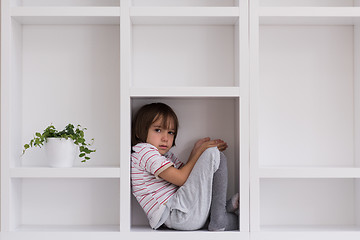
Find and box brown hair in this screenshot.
[132,102,179,147]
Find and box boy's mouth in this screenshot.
[159,145,168,149]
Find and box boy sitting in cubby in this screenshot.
[131,102,239,231]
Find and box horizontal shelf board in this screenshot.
[16,224,120,232]
[130,87,240,97]
[11,7,120,24]
[130,7,239,25]
[259,167,360,178]
[131,226,246,238]
[10,167,120,178]
[11,7,121,16]
[252,232,360,240]
[260,225,360,232]
[260,7,360,25]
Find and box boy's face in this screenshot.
[146,116,175,155]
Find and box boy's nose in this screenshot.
[161,133,168,141]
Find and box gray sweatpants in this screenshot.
[163,147,221,230]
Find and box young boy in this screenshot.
[131,102,239,231]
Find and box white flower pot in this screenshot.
[45,138,77,168]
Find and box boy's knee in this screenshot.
[203,146,220,158]
[202,147,221,171]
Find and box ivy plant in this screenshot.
[22,124,96,162]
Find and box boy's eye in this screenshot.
[169,131,175,135]
[155,129,161,133]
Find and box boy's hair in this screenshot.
[132,102,179,147]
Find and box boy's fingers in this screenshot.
[197,137,210,145]
[203,139,228,150]
[216,141,227,147]
[205,141,217,148]
[199,137,210,142]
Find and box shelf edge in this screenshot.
[259,167,360,178]
[10,167,121,178]
[11,7,121,17]
[130,87,241,98]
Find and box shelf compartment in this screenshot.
[11,24,120,168]
[132,24,239,87]
[131,0,238,7]
[258,25,355,168]
[259,167,360,178]
[259,178,360,231]
[130,87,240,97]
[10,167,121,178]
[11,178,120,232]
[11,7,120,24]
[130,7,239,25]
[260,7,360,25]
[131,97,240,229]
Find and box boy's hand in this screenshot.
[191,138,228,158]
[193,137,210,152]
[216,140,228,152]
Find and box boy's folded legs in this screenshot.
[208,152,239,231]
[164,147,221,230]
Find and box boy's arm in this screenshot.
[158,138,227,186]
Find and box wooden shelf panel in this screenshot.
[131,226,246,238]
[10,167,120,178]
[15,224,120,232]
[260,225,360,232]
[130,7,239,25]
[130,87,240,98]
[11,7,120,24]
[259,167,360,178]
[260,7,360,25]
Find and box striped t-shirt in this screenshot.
[131,143,184,229]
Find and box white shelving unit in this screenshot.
[1,0,249,239]
[7,0,360,239]
[250,0,360,239]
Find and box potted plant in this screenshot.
[22,124,96,167]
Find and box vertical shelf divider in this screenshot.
[239,0,250,233]
[120,0,132,233]
[249,0,261,232]
[355,0,360,228]
[1,0,11,232]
